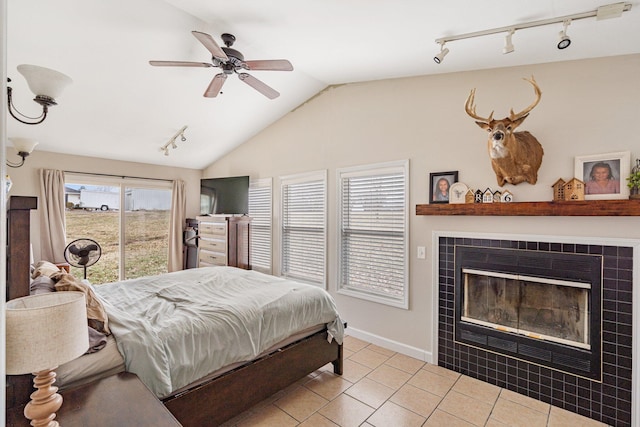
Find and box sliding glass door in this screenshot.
[65,174,171,284]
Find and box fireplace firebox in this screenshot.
[454,246,602,380]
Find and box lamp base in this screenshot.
[24,368,62,427]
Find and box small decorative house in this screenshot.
[482,188,494,203]
[562,178,585,201]
[552,178,566,201]
[465,189,475,204]
[492,190,502,203]
[501,190,514,203]
[552,177,585,201]
[474,189,483,203]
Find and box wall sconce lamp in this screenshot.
[160,125,188,156]
[6,292,89,427]
[7,64,72,125]
[6,137,39,168]
[433,2,631,63]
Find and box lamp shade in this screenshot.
[6,292,89,375]
[8,137,39,154]
[17,64,73,99]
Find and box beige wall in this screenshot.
[5,150,202,261]
[204,54,640,359]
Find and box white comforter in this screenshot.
[94,266,344,398]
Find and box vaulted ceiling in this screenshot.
[6,0,639,169]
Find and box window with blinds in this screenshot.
[338,161,409,308]
[280,171,326,287]
[248,178,272,274]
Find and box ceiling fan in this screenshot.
[150,31,293,99]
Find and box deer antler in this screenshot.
[509,76,542,121]
[464,88,494,123]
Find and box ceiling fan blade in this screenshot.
[204,73,227,98]
[149,60,213,68]
[244,59,293,71]
[191,31,229,61]
[238,73,280,99]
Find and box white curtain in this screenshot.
[39,169,67,263]
[168,179,186,272]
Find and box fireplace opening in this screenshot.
[462,269,590,349]
[455,246,602,380]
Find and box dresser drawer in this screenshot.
[199,249,227,266]
[199,222,227,236]
[199,237,227,253]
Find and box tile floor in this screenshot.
[221,335,610,427]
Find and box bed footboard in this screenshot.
[162,329,342,427]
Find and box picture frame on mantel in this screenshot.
[429,171,458,204]
[575,151,630,200]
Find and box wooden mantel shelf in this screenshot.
[416,199,640,216]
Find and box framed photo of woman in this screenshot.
[575,151,630,200]
[429,171,458,204]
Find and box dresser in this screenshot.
[197,215,251,269]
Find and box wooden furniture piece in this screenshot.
[6,195,37,301]
[163,329,343,426]
[6,372,181,427]
[197,214,251,269]
[416,199,640,216]
[5,196,38,411]
[6,206,343,426]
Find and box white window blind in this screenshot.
[248,178,272,274]
[280,171,326,287]
[338,161,408,308]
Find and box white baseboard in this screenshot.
[345,326,433,364]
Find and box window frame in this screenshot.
[248,177,273,274]
[278,170,327,288]
[336,160,409,309]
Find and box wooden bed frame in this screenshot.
[5,195,344,426]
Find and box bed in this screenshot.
[5,197,345,426]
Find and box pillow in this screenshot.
[30,276,56,294]
[31,260,61,279]
[51,271,111,335]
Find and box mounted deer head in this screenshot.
[465,76,544,186]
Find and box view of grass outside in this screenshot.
[65,210,170,284]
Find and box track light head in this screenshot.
[557,20,572,49]
[503,29,515,54]
[434,43,449,64]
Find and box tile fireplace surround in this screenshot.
[436,233,638,427]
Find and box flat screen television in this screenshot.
[200,176,249,215]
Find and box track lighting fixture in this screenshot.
[503,29,515,54]
[160,125,188,156]
[433,42,449,64]
[6,138,38,168]
[7,65,72,125]
[433,2,631,63]
[557,20,572,49]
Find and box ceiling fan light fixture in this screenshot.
[150,31,292,99]
[434,42,449,64]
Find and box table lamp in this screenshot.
[6,291,89,427]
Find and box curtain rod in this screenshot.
[63,170,173,183]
